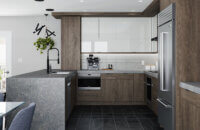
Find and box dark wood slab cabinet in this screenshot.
[77,73,145,105]
[180,88,200,130]
[102,74,134,103]
[61,16,81,70]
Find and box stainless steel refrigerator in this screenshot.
[157,3,176,130]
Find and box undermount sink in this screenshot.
[51,71,70,75]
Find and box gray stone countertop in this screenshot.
[78,70,158,78]
[9,69,76,78]
[78,70,144,74]
[180,82,200,95]
[10,69,158,79]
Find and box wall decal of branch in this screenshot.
[33,23,56,37]
[33,23,45,35]
[33,15,57,54]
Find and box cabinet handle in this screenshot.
[67,82,71,87]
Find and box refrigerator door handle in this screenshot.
[160,32,169,91]
[157,98,172,108]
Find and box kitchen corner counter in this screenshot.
[10,69,76,79]
[145,71,158,79]
[6,69,76,130]
[78,70,158,78]
[78,70,144,74]
[180,82,200,95]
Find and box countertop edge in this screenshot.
[9,70,77,79]
[144,72,158,79]
[78,70,158,78]
[180,82,200,95]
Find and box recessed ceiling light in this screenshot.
[80,0,84,3]
[46,8,54,12]
[138,0,143,2]
[35,0,44,2]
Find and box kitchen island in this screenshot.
[6,70,76,130]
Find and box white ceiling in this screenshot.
[0,0,153,16]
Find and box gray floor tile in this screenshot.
[103,118,116,129]
[115,118,129,129]
[67,105,161,130]
[126,118,143,129]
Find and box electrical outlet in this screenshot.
[141,60,145,65]
[17,58,23,63]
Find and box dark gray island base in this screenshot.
[6,70,76,130]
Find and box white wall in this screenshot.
[0,16,61,76]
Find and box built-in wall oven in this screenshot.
[78,72,101,90]
[145,77,152,103]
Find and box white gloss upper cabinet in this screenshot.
[81,17,155,53]
[81,18,99,52]
[82,17,99,41]
[151,15,158,38]
[151,15,158,52]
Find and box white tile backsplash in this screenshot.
[81,54,158,71]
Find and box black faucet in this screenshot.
[47,48,60,74]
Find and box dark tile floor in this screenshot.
[67,105,163,130]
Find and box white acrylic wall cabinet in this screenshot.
[82,18,99,52]
[151,15,158,52]
[151,15,158,38]
[81,17,157,53]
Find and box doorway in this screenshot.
[0,31,12,93]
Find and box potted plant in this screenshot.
[0,68,3,90]
[34,37,55,54]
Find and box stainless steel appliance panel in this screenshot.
[78,72,101,90]
[67,81,71,120]
[157,98,173,130]
[158,21,173,104]
[158,3,175,130]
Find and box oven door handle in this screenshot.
[144,82,151,86]
[78,76,100,79]
[157,98,172,108]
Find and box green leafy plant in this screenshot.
[34,37,55,54]
[0,69,3,81]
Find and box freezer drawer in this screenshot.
[157,98,174,130]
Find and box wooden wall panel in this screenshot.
[181,89,200,130]
[173,0,200,129]
[61,16,81,70]
[160,0,173,11]
[142,0,160,17]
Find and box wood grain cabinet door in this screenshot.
[61,16,81,70]
[181,89,200,130]
[116,78,134,102]
[101,74,134,103]
[133,74,145,103]
[102,76,118,102]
